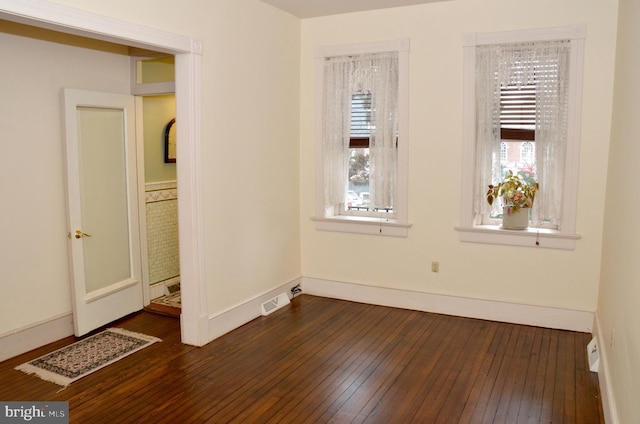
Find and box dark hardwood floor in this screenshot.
[0,295,604,423]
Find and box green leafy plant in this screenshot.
[486,170,539,214]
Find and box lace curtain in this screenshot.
[322,52,398,210]
[474,40,570,226]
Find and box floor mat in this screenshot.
[146,291,181,317]
[15,328,161,387]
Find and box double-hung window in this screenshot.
[314,40,410,237]
[458,26,585,249]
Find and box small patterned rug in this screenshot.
[151,291,181,308]
[146,292,181,318]
[15,328,161,387]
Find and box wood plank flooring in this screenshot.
[0,295,604,423]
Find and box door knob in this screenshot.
[74,230,92,239]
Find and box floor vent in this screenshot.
[261,293,290,316]
[165,281,181,296]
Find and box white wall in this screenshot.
[3,0,634,418]
[2,2,636,420]
[0,21,130,335]
[598,0,640,421]
[191,1,302,311]
[0,0,302,337]
[299,0,618,315]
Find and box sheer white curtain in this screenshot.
[322,56,352,209]
[322,52,398,210]
[474,40,570,227]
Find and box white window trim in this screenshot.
[313,39,411,237]
[456,25,585,250]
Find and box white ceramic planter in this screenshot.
[502,206,529,230]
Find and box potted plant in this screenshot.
[486,170,539,230]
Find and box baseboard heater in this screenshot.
[261,293,290,316]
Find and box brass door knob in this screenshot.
[74,230,92,239]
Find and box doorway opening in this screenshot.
[0,1,204,346]
[140,92,181,318]
[131,55,181,318]
[137,88,181,317]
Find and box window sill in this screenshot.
[455,225,580,250]
[313,216,411,237]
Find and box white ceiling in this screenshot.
[258,0,448,18]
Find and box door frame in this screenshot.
[0,0,207,346]
[64,89,144,336]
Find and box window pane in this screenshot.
[343,147,393,214]
[351,91,372,138]
[346,148,369,210]
[521,142,534,163]
[490,140,537,219]
[492,81,538,221]
[345,90,395,215]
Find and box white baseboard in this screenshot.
[0,277,301,363]
[593,313,619,424]
[301,277,594,332]
[0,313,74,362]
[149,283,165,301]
[205,278,302,342]
[1,276,598,382]
[149,276,180,300]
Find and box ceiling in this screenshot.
[258,0,447,18]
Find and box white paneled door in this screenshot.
[63,89,143,336]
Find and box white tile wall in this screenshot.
[146,184,179,285]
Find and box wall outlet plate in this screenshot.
[431,261,439,273]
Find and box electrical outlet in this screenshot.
[431,261,439,273]
[290,284,302,297]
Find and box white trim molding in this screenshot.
[458,24,586,250]
[205,278,303,342]
[0,313,74,363]
[313,39,411,237]
[149,276,181,300]
[0,0,193,53]
[455,225,581,250]
[593,313,620,424]
[146,180,177,192]
[302,277,594,332]
[312,216,411,237]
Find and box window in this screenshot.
[457,25,585,249]
[520,142,534,164]
[313,40,410,237]
[346,92,375,213]
[500,142,508,162]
